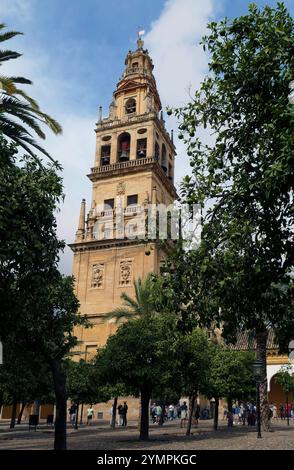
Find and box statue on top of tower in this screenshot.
[137,29,145,50]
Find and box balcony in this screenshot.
[124,66,147,76]
[88,157,177,196]
[90,157,154,175]
[124,205,143,215]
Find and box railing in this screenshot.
[124,66,147,76]
[96,112,157,130]
[124,205,143,214]
[91,157,155,174]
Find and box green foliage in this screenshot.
[65,359,111,404]
[170,3,294,342]
[275,365,294,394]
[205,347,255,400]
[0,135,64,336]
[105,273,171,322]
[0,23,62,160]
[0,342,55,405]
[95,313,180,396]
[177,328,211,397]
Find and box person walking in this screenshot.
[168,404,174,420]
[69,401,77,428]
[87,405,94,426]
[194,403,200,425]
[180,401,188,428]
[122,401,128,427]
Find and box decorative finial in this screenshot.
[99,106,102,122]
[137,29,145,50]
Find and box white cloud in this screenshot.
[145,0,220,184]
[0,0,33,22]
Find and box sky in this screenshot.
[1,0,293,274]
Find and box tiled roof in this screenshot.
[227,330,278,351]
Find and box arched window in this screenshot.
[100,145,111,166]
[161,143,167,172]
[118,132,131,162]
[125,98,136,114]
[136,138,147,159]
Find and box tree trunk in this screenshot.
[256,328,270,431]
[0,391,3,417]
[186,394,196,436]
[50,359,67,450]
[79,403,84,425]
[140,388,150,440]
[111,397,118,429]
[74,400,79,429]
[213,398,219,431]
[10,399,17,429]
[227,397,233,427]
[17,402,26,424]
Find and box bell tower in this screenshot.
[69,35,177,358]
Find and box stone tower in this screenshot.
[69,35,177,359]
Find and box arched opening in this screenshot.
[161,143,167,173]
[117,132,131,162]
[125,98,136,114]
[100,145,111,166]
[136,138,147,159]
[268,374,293,413]
[155,142,160,161]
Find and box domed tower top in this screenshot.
[111,31,161,118]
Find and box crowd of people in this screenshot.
[68,399,294,428]
[68,401,94,427]
[150,402,208,427]
[222,401,294,425]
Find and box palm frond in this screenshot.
[0,75,17,93]
[0,23,62,158]
[103,308,135,323]
[33,109,63,135]
[0,117,54,161]
[0,30,23,43]
[0,50,22,62]
[9,76,33,85]
[0,99,46,139]
[120,291,139,310]
[12,88,39,109]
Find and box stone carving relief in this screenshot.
[117,181,126,195]
[119,259,132,286]
[91,263,105,289]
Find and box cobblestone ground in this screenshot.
[0,419,294,450]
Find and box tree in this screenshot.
[22,274,87,450]
[275,365,294,425]
[0,344,55,428]
[95,314,179,440]
[105,273,161,322]
[0,135,64,337]
[205,347,255,430]
[170,2,294,431]
[177,329,211,436]
[0,23,62,159]
[66,359,112,428]
[0,135,87,449]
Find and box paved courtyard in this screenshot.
[0,419,294,450]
